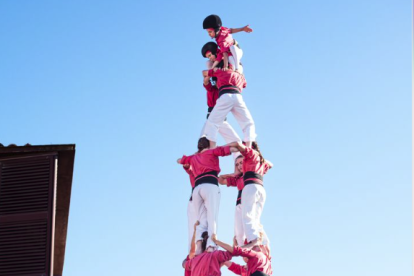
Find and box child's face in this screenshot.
[206,52,216,62]
[207,29,216,38]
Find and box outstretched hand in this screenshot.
[244,25,253,33]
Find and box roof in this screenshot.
[0,144,76,276]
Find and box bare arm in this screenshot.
[218,176,228,185]
[189,221,200,259]
[202,70,209,77]
[230,25,253,34]
[227,142,246,153]
[212,234,234,253]
[223,261,233,268]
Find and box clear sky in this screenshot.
[0,0,411,275]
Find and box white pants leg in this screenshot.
[230,44,243,71]
[241,184,266,243]
[203,94,235,142]
[234,203,246,246]
[200,119,241,144]
[192,184,221,248]
[187,198,207,252]
[204,94,256,143]
[229,54,244,74]
[231,94,256,142]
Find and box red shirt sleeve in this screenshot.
[208,69,215,77]
[226,176,238,187]
[216,250,233,263]
[228,263,244,275]
[216,50,223,62]
[180,155,193,165]
[232,246,260,258]
[212,146,231,157]
[203,82,212,91]
[241,147,256,159]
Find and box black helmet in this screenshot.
[201,42,218,57]
[203,14,222,29]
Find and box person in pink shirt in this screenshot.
[226,141,273,247]
[183,247,233,276]
[203,14,253,73]
[218,155,246,246]
[212,234,272,276]
[178,137,239,251]
[198,52,242,155]
[202,64,256,149]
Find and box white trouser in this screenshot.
[200,119,241,160]
[241,184,267,243]
[187,198,207,252]
[192,183,221,249]
[229,44,243,72]
[234,203,246,246]
[204,94,256,143]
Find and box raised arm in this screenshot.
[226,142,246,153]
[212,234,234,253]
[230,25,253,34]
[189,221,200,259]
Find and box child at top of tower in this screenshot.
[203,14,253,73]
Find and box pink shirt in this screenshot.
[180,146,231,178]
[241,148,271,176]
[215,27,234,53]
[183,166,195,188]
[230,246,272,276]
[185,250,233,276]
[184,255,192,276]
[226,174,244,191]
[208,68,247,93]
[204,82,219,108]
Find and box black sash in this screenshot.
[218,85,240,97]
[195,171,218,186]
[243,171,263,186]
[236,190,242,206]
[251,271,270,276]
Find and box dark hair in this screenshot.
[252,141,265,165]
[198,137,210,152]
[201,42,218,57]
[201,231,209,252]
[203,14,222,29]
[235,155,243,162]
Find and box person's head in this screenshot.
[235,155,244,174]
[251,141,265,164]
[203,15,222,38]
[201,231,209,252]
[198,137,210,152]
[201,42,218,62]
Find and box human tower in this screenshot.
[177,15,273,276]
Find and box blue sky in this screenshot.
[0,0,411,275]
